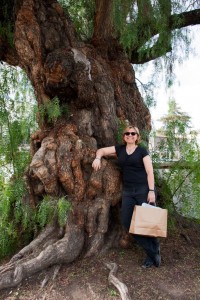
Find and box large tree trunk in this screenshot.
[0,0,150,290]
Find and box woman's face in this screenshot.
[123,127,139,144]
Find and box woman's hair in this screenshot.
[122,125,141,144]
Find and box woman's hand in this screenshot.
[92,158,101,171]
[92,146,116,171]
[147,191,156,204]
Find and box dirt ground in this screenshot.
[1,225,200,300]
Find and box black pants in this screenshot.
[122,185,160,259]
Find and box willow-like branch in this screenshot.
[131,8,200,64]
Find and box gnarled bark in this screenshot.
[0,0,150,291]
[0,222,84,289]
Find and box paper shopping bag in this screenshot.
[129,205,168,237]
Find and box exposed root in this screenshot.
[52,264,61,281]
[100,226,123,254]
[0,223,84,290]
[84,158,122,256]
[180,232,192,244]
[85,233,105,258]
[41,275,49,289]
[10,224,58,263]
[105,262,131,300]
[0,129,123,290]
[85,196,113,257]
[87,197,110,236]
[40,264,61,288]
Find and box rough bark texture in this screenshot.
[0,0,151,290]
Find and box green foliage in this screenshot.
[157,99,191,160]
[151,99,200,220]
[0,63,38,259]
[39,97,62,124]
[57,197,72,226]
[116,119,127,144]
[58,0,95,39]
[37,196,56,228]
[0,221,17,258]
[113,0,198,56]
[0,63,72,260]
[116,0,199,97]
[0,64,37,178]
[135,77,156,108]
[38,97,70,124]
[108,288,119,297]
[61,103,70,117]
[0,187,72,258]
[37,196,72,229]
[113,0,161,51]
[0,178,32,259]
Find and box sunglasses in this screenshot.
[124,132,137,136]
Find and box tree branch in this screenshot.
[134,0,156,49]
[170,8,200,29]
[92,0,115,45]
[130,8,200,64]
[131,36,172,64]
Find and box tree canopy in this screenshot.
[1,0,200,66]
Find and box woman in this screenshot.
[92,125,161,268]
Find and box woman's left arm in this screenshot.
[143,155,156,204]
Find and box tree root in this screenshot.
[105,262,131,300]
[0,223,84,290]
[10,224,59,263]
[180,232,192,244]
[41,264,61,288]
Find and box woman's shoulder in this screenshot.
[137,145,149,155]
[115,144,125,149]
[115,144,126,153]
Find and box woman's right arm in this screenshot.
[92,146,116,171]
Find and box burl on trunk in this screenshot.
[0,0,150,289]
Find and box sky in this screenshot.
[151,56,200,131]
[135,26,200,132]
